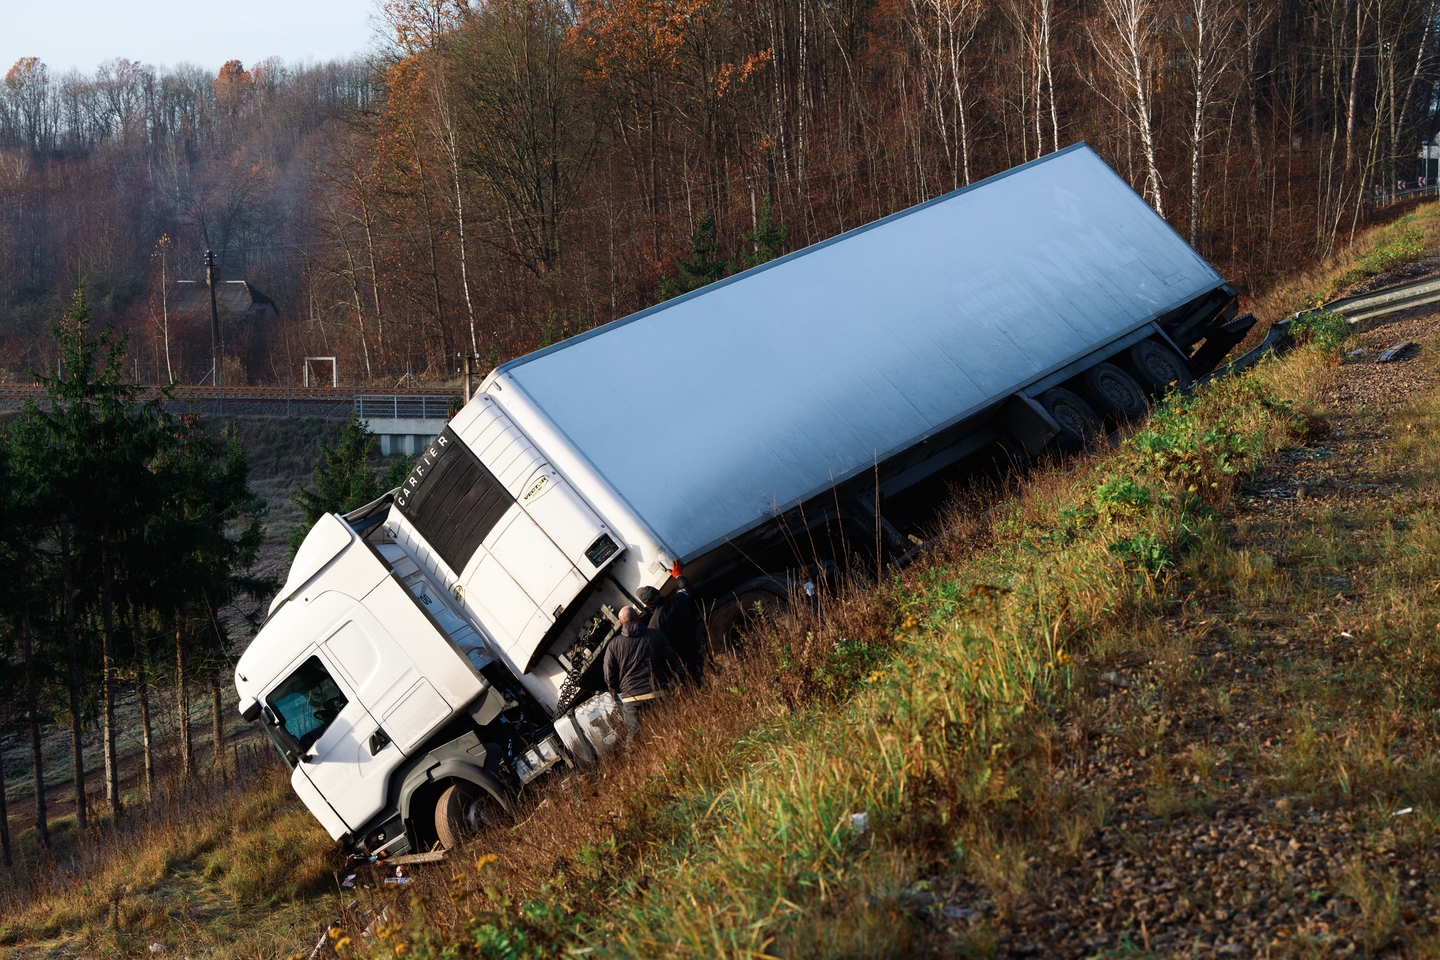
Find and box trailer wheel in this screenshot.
[1127,340,1194,393]
[1040,387,1103,447]
[1079,362,1148,422]
[434,782,497,850]
[706,588,788,659]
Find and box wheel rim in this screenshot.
[1146,353,1182,386]
[436,783,490,849]
[1097,371,1140,410]
[1052,401,1092,436]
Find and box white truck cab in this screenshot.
[236,395,658,856]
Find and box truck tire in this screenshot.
[1040,387,1103,447]
[434,782,496,850]
[706,582,789,658]
[1079,362,1148,422]
[1127,340,1194,393]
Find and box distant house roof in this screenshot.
[171,280,277,317]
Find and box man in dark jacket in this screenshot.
[604,605,683,732]
[637,560,703,682]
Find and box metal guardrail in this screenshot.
[354,395,452,420]
[1321,274,1440,325]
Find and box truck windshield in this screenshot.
[266,656,348,752]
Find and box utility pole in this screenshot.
[205,250,223,413]
[458,353,481,402]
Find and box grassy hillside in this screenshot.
[6,208,1440,958]
[349,326,1337,958]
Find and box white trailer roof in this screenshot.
[492,144,1225,560]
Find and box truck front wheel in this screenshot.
[434,782,496,850]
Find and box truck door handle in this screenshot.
[369,728,392,755]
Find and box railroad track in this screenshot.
[0,385,461,424]
[0,384,459,402]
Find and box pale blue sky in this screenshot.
[1,0,378,77]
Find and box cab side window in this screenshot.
[267,656,348,752]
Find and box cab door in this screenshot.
[264,650,393,835]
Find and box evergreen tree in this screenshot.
[289,414,410,556]
[741,195,787,268]
[147,418,271,780]
[659,207,730,300]
[3,409,54,845]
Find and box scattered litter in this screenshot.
[148,945,166,955]
[943,904,974,921]
[341,874,357,889]
[1100,672,1137,689]
[1349,347,1369,358]
[1378,341,1416,362]
[1395,807,1414,817]
[1340,631,1354,639]
[382,876,412,886]
[848,812,870,833]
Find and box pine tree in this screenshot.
[4,408,52,844]
[36,283,166,822]
[741,195,787,268]
[659,207,730,300]
[289,414,410,556]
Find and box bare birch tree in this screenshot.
[426,62,480,357]
[1091,0,1167,213]
[1183,0,1240,244]
[909,0,983,188]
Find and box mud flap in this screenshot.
[999,393,1062,455]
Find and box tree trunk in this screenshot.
[1344,0,1366,175]
[0,739,10,867]
[60,515,87,836]
[101,519,120,819]
[21,554,48,846]
[211,674,225,778]
[175,621,192,784]
[133,609,154,802]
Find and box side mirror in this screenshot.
[241,699,262,723]
[301,752,318,764]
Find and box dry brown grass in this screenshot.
[0,748,339,959]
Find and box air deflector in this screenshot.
[395,427,514,575]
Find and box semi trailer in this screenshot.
[234,143,1256,857]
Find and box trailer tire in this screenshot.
[1127,340,1194,393]
[433,781,498,850]
[1079,362,1148,422]
[1040,387,1103,447]
[706,580,789,659]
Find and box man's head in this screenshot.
[618,605,642,625]
[636,585,662,609]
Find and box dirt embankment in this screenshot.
[952,307,1440,957]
